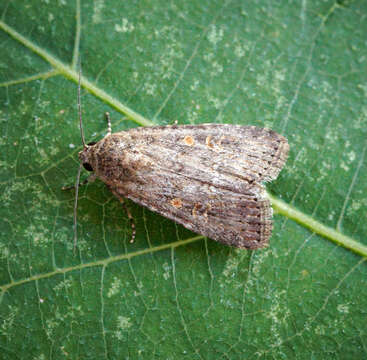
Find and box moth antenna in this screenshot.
[78,64,87,148]
[73,164,83,254]
[105,112,112,136]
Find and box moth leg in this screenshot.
[62,173,97,191]
[110,190,136,244]
[105,112,112,136]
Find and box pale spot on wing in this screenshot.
[183,135,195,146]
[206,136,214,149]
[170,198,183,208]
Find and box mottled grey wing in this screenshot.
[104,124,288,248]
[111,169,272,249]
[124,124,289,189]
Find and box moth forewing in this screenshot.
[78,123,289,249]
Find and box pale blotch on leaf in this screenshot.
[143,82,157,96]
[347,150,356,162]
[315,324,326,335]
[162,262,171,280]
[187,107,199,123]
[115,18,135,33]
[208,24,224,45]
[208,95,226,110]
[107,277,122,298]
[34,354,46,360]
[210,61,224,77]
[234,44,246,58]
[190,79,200,91]
[337,304,349,314]
[222,254,241,279]
[53,279,73,294]
[25,224,50,247]
[92,0,104,24]
[266,289,290,347]
[347,199,367,217]
[1,305,18,338]
[328,211,335,221]
[115,316,132,340]
[0,243,9,259]
[340,160,349,172]
[357,83,367,97]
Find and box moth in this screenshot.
[74,113,289,250]
[68,69,288,250]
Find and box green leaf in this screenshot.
[1,0,367,358]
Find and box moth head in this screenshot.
[78,141,97,172]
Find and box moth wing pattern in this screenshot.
[88,124,289,249]
[125,124,288,185]
[110,174,272,249]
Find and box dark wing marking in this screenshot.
[111,169,272,249]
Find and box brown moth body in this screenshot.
[78,123,289,249]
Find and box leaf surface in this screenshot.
[1,1,367,358]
